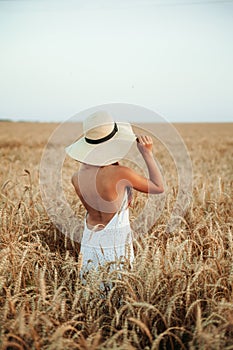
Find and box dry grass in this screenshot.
[0,121,233,350]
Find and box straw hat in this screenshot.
[65,110,136,166]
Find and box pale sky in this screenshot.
[0,0,233,123]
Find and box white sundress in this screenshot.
[80,188,134,276]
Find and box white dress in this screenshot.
[80,188,134,275]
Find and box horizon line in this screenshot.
[0,119,232,124]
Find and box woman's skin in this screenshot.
[71,135,164,229]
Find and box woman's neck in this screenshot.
[79,161,119,170]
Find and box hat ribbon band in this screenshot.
[85,122,118,144]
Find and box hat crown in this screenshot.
[84,111,114,140]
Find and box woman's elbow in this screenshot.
[150,186,165,194]
[158,186,165,194]
[156,186,165,194]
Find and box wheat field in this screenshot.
[0,121,232,350]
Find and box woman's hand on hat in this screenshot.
[136,135,153,155]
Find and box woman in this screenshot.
[65,110,164,275]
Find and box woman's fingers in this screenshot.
[136,135,153,154]
[145,135,152,144]
[136,135,153,145]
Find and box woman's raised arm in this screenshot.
[117,135,164,194]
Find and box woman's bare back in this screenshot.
[71,163,128,228]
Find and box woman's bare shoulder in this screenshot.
[71,171,80,190]
[71,171,78,182]
[114,165,136,177]
[70,165,134,188]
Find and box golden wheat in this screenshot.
[0,121,232,349]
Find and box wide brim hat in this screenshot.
[65,110,136,166]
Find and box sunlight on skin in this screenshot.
[76,166,133,214]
